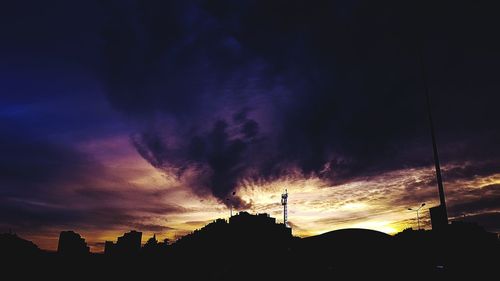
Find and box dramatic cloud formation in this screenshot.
[1,0,499,251]
[99,0,500,204]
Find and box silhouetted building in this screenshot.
[447,220,498,242]
[227,211,293,244]
[117,230,142,253]
[430,205,448,230]
[104,240,116,255]
[0,232,40,257]
[143,234,158,249]
[105,230,142,256]
[3,214,500,279]
[57,231,89,256]
[229,211,276,224]
[229,211,292,236]
[142,234,158,253]
[142,234,169,256]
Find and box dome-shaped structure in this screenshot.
[305,228,391,243]
[297,228,396,276]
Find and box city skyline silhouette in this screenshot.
[1,211,498,279]
[1,0,500,278]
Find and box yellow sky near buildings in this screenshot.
[20,135,500,252]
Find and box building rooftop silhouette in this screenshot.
[105,230,142,256]
[1,214,498,279]
[57,231,89,256]
[229,211,292,237]
[0,232,40,257]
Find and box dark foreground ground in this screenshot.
[1,221,498,280]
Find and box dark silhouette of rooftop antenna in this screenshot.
[281,189,288,227]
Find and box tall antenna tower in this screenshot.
[281,189,288,227]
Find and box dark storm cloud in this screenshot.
[129,222,173,233]
[0,196,176,233]
[131,114,260,208]
[448,184,500,216]
[0,120,98,197]
[0,198,84,229]
[0,118,187,233]
[72,187,189,215]
[0,120,97,230]
[443,161,500,183]
[98,0,500,203]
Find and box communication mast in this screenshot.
[281,189,288,227]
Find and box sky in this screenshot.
[1,0,499,252]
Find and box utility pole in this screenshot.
[419,49,448,224]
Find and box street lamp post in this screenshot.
[226,198,232,217]
[408,203,426,230]
[226,191,236,218]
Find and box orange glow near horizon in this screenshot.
[13,135,500,253]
